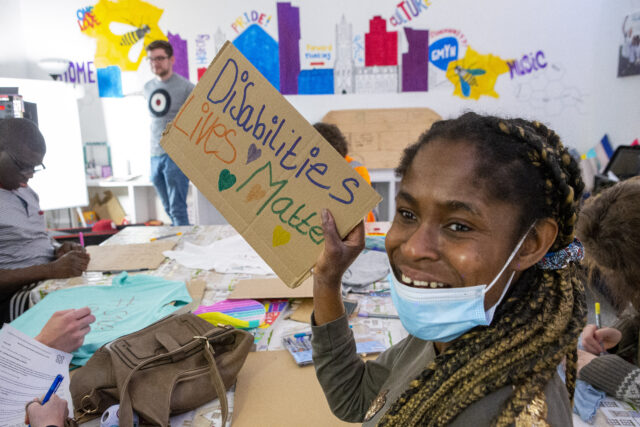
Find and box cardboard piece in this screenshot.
[288,298,314,323]
[229,276,313,299]
[322,108,442,169]
[90,190,127,225]
[85,240,175,272]
[185,279,206,312]
[233,351,359,427]
[160,42,381,288]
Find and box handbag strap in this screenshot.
[117,334,229,427]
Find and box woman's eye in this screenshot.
[398,209,416,221]
[447,223,470,232]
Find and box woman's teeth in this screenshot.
[401,273,446,288]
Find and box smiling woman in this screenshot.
[311,112,586,426]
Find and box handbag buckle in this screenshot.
[78,394,99,416]
[193,335,213,353]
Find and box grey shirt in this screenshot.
[0,186,56,271]
[143,73,195,156]
[311,314,573,426]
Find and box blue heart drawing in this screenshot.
[247,143,262,164]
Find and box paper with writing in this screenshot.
[0,324,73,427]
[160,41,381,287]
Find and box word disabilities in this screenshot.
[161,42,380,288]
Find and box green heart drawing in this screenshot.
[218,169,236,191]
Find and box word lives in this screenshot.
[231,10,272,34]
[389,0,432,27]
[77,6,100,31]
[507,50,547,79]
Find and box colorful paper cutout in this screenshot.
[82,0,166,71]
[445,46,509,100]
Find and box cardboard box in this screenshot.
[322,108,442,169]
[90,190,127,225]
[161,42,381,288]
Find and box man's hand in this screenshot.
[581,324,622,355]
[35,308,96,353]
[54,242,84,258]
[48,250,90,278]
[24,394,68,427]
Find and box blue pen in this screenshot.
[294,331,312,338]
[42,374,64,404]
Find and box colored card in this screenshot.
[160,42,381,288]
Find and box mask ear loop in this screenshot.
[484,223,535,295]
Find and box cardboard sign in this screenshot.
[322,108,442,169]
[161,42,381,288]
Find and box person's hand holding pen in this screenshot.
[581,303,622,355]
[24,375,67,427]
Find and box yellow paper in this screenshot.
[446,46,509,100]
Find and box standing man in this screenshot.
[144,40,195,226]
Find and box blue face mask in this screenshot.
[389,229,530,342]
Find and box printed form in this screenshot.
[0,324,73,427]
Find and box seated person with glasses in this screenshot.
[0,118,91,324]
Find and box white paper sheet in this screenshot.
[0,324,73,427]
[164,235,275,275]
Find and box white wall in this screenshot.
[1,0,638,178]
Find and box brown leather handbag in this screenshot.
[70,312,253,426]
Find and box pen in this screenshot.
[294,332,312,338]
[150,232,183,241]
[357,312,400,319]
[42,374,64,405]
[78,232,84,248]
[595,302,605,355]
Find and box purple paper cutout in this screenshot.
[402,27,428,92]
[277,2,301,94]
[168,31,189,80]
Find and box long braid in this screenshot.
[378,113,586,426]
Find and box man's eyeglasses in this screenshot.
[5,150,46,174]
[147,55,169,63]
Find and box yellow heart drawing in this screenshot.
[245,184,267,202]
[272,225,291,247]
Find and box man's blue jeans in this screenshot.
[150,154,189,225]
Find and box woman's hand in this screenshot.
[577,349,598,375]
[25,395,68,427]
[581,324,622,355]
[313,209,364,325]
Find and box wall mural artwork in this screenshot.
[81,0,166,72]
[445,47,509,100]
[618,11,640,77]
[71,0,575,103]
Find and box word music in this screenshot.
[507,51,548,79]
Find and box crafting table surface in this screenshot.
[30,225,615,427]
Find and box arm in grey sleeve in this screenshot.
[580,354,640,404]
[311,313,405,423]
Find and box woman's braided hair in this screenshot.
[377,112,586,427]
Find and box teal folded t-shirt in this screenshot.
[11,272,192,365]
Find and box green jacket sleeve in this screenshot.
[310,313,409,423]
